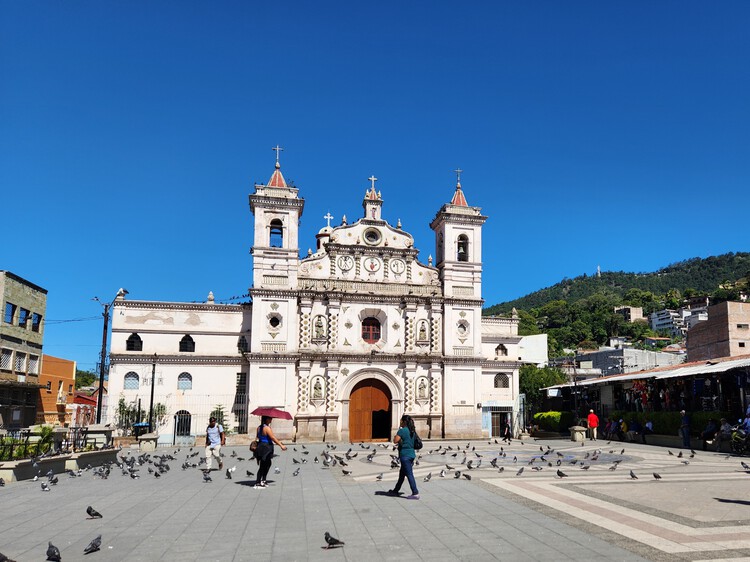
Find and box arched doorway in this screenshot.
[349,379,392,441]
[174,410,192,445]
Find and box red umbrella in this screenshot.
[251,407,293,420]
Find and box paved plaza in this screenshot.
[1,437,750,561]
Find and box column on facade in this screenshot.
[327,298,340,350]
[299,297,313,350]
[429,363,444,438]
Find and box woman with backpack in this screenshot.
[387,414,420,500]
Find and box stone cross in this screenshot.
[368,175,377,190]
[272,145,284,162]
[323,212,333,227]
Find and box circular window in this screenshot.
[363,228,382,245]
[269,315,281,329]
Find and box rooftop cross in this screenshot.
[272,145,284,163]
[454,168,463,184]
[368,175,377,190]
[323,212,334,227]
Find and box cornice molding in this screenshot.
[113,301,245,313]
[110,354,244,366]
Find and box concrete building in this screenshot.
[108,158,542,444]
[614,306,644,323]
[36,354,76,426]
[687,301,750,361]
[649,309,685,337]
[0,271,46,429]
[570,347,685,377]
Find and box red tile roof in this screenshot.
[450,182,468,206]
[267,162,287,188]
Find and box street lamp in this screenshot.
[148,353,157,433]
[93,288,128,424]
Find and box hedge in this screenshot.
[533,411,576,432]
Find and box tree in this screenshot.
[519,365,567,412]
[75,369,97,389]
[210,405,226,426]
[516,309,540,336]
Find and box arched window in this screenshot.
[494,374,510,389]
[361,317,381,344]
[457,234,469,262]
[269,219,283,248]
[495,344,508,357]
[126,333,143,351]
[179,335,195,353]
[237,336,248,353]
[124,372,139,390]
[177,372,193,390]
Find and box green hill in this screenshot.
[484,252,750,316]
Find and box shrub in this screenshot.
[533,411,577,432]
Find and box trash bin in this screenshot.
[132,423,150,438]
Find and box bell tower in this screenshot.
[248,146,305,290]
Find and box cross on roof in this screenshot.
[454,168,463,184]
[323,212,334,227]
[272,145,284,163]
[368,175,377,190]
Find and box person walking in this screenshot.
[254,416,286,489]
[205,416,225,471]
[587,409,599,441]
[387,415,420,500]
[680,410,691,448]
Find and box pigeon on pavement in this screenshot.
[653,472,662,480]
[324,532,345,549]
[86,506,103,519]
[556,469,568,478]
[46,541,61,561]
[83,535,101,555]
[41,482,50,492]
[203,472,212,483]
[629,470,638,480]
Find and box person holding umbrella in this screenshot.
[252,408,289,489]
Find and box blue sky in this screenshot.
[2,2,748,371]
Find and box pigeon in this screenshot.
[454,471,461,479]
[629,470,638,480]
[463,473,472,480]
[292,468,300,476]
[677,451,683,458]
[46,541,61,561]
[653,472,662,480]
[439,469,446,477]
[41,482,50,492]
[0,478,4,487]
[668,450,674,456]
[581,465,590,470]
[0,551,17,562]
[246,470,254,477]
[742,461,750,471]
[681,460,690,465]
[498,467,504,473]
[423,472,432,482]
[83,535,101,554]
[324,532,345,549]
[516,467,524,476]
[203,472,212,483]
[86,506,103,519]
[556,470,568,478]
[225,469,232,479]
[274,467,280,474]
[376,473,383,481]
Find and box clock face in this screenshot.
[338,255,354,271]
[390,259,406,274]
[363,257,381,272]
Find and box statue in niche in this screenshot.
[418,322,428,341]
[312,379,323,399]
[417,379,427,399]
[314,316,326,339]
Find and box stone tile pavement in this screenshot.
[0,437,748,561]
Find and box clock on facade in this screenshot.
[390,259,406,274]
[338,255,354,271]
[363,257,381,272]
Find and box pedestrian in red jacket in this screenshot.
[587,409,600,441]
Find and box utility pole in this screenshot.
[148,353,157,433]
[96,304,110,424]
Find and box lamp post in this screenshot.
[148,353,157,433]
[94,288,128,424]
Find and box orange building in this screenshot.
[37,354,76,425]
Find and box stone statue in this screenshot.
[313,379,323,399]
[314,316,325,339]
[418,379,427,399]
[418,322,427,341]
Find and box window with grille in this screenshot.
[179,335,195,352]
[4,302,16,324]
[126,333,143,351]
[177,372,193,390]
[494,374,510,389]
[362,317,381,344]
[0,349,11,370]
[237,336,248,352]
[236,372,247,393]
[32,313,42,332]
[124,372,139,389]
[28,355,39,374]
[18,308,29,328]
[14,352,26,372]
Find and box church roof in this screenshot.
[365,186,382,201]
[267,161,287,188]
[450,181,468,206]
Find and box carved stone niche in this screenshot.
[310,376,326,409]
[414,376,429,407]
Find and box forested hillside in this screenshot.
[483,252,750,357]
[485,252,750,315]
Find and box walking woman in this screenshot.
[254,416,286,489]
[387,415,419,500]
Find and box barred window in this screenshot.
[179,335,195,353]
[28,355,39,374]
[126,333,143,351]
[177,372,193,390]
[14,352,26,372]
[237,336,248,352]
[494,374,510,389]
[0,348,11,370]
[124,372,139,390]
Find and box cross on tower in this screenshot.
[454,168,463,184]
[368,175,377,190]
[272,145,284,163]
[323,212,334,227]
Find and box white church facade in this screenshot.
[108,156,546,444]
